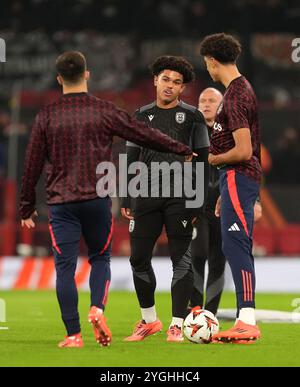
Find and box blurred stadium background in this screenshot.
[0,0,299,293]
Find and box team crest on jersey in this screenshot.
[216,102,223,115]
[175,112,186,124]
[129,219,135,233]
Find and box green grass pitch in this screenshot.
[0,290,300,367]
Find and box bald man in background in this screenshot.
[189,88,226,315]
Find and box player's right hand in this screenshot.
[21,210,38,229]
[121,208,134,220]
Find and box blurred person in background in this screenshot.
[190,87,226,315]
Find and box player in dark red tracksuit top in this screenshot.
[19,51,194,348]
[200,33,262,343]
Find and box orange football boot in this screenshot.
[124,319,163,341]
[58,333,83,348]
[88,306,112,347]
[212,320,261,344]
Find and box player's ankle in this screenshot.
[141,306,157,323]
[238,308,256,325]
[90,305,103,313]
[169,317,183,329]
[67,332,81,337]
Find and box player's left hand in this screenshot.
[185,152,198,162]
[208,153,219,165]
[254,201,262,223]
[21,210,38,229]
[215,196,221,217]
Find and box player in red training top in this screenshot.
[200,33,262,343]
[19,51,193,348]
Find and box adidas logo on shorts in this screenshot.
[228,223,240,231]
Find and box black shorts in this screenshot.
[129,197,193,239]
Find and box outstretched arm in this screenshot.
[112,107,192,156]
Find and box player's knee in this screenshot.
[89,250,110,263]
[56,261,77,278]
[172,255,193,281]
[221,239,232,258]
[209,260,226,275]
[191,253,208,265]
[129,254,150,272]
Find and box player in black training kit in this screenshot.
[121,56,209,342]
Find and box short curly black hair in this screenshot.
[199,33,241,64]
[149,56,195,83]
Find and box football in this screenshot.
[183,306,219,344]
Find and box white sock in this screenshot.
[141,306,157,323]
[238,308,256,325]
[170,317,184,329]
